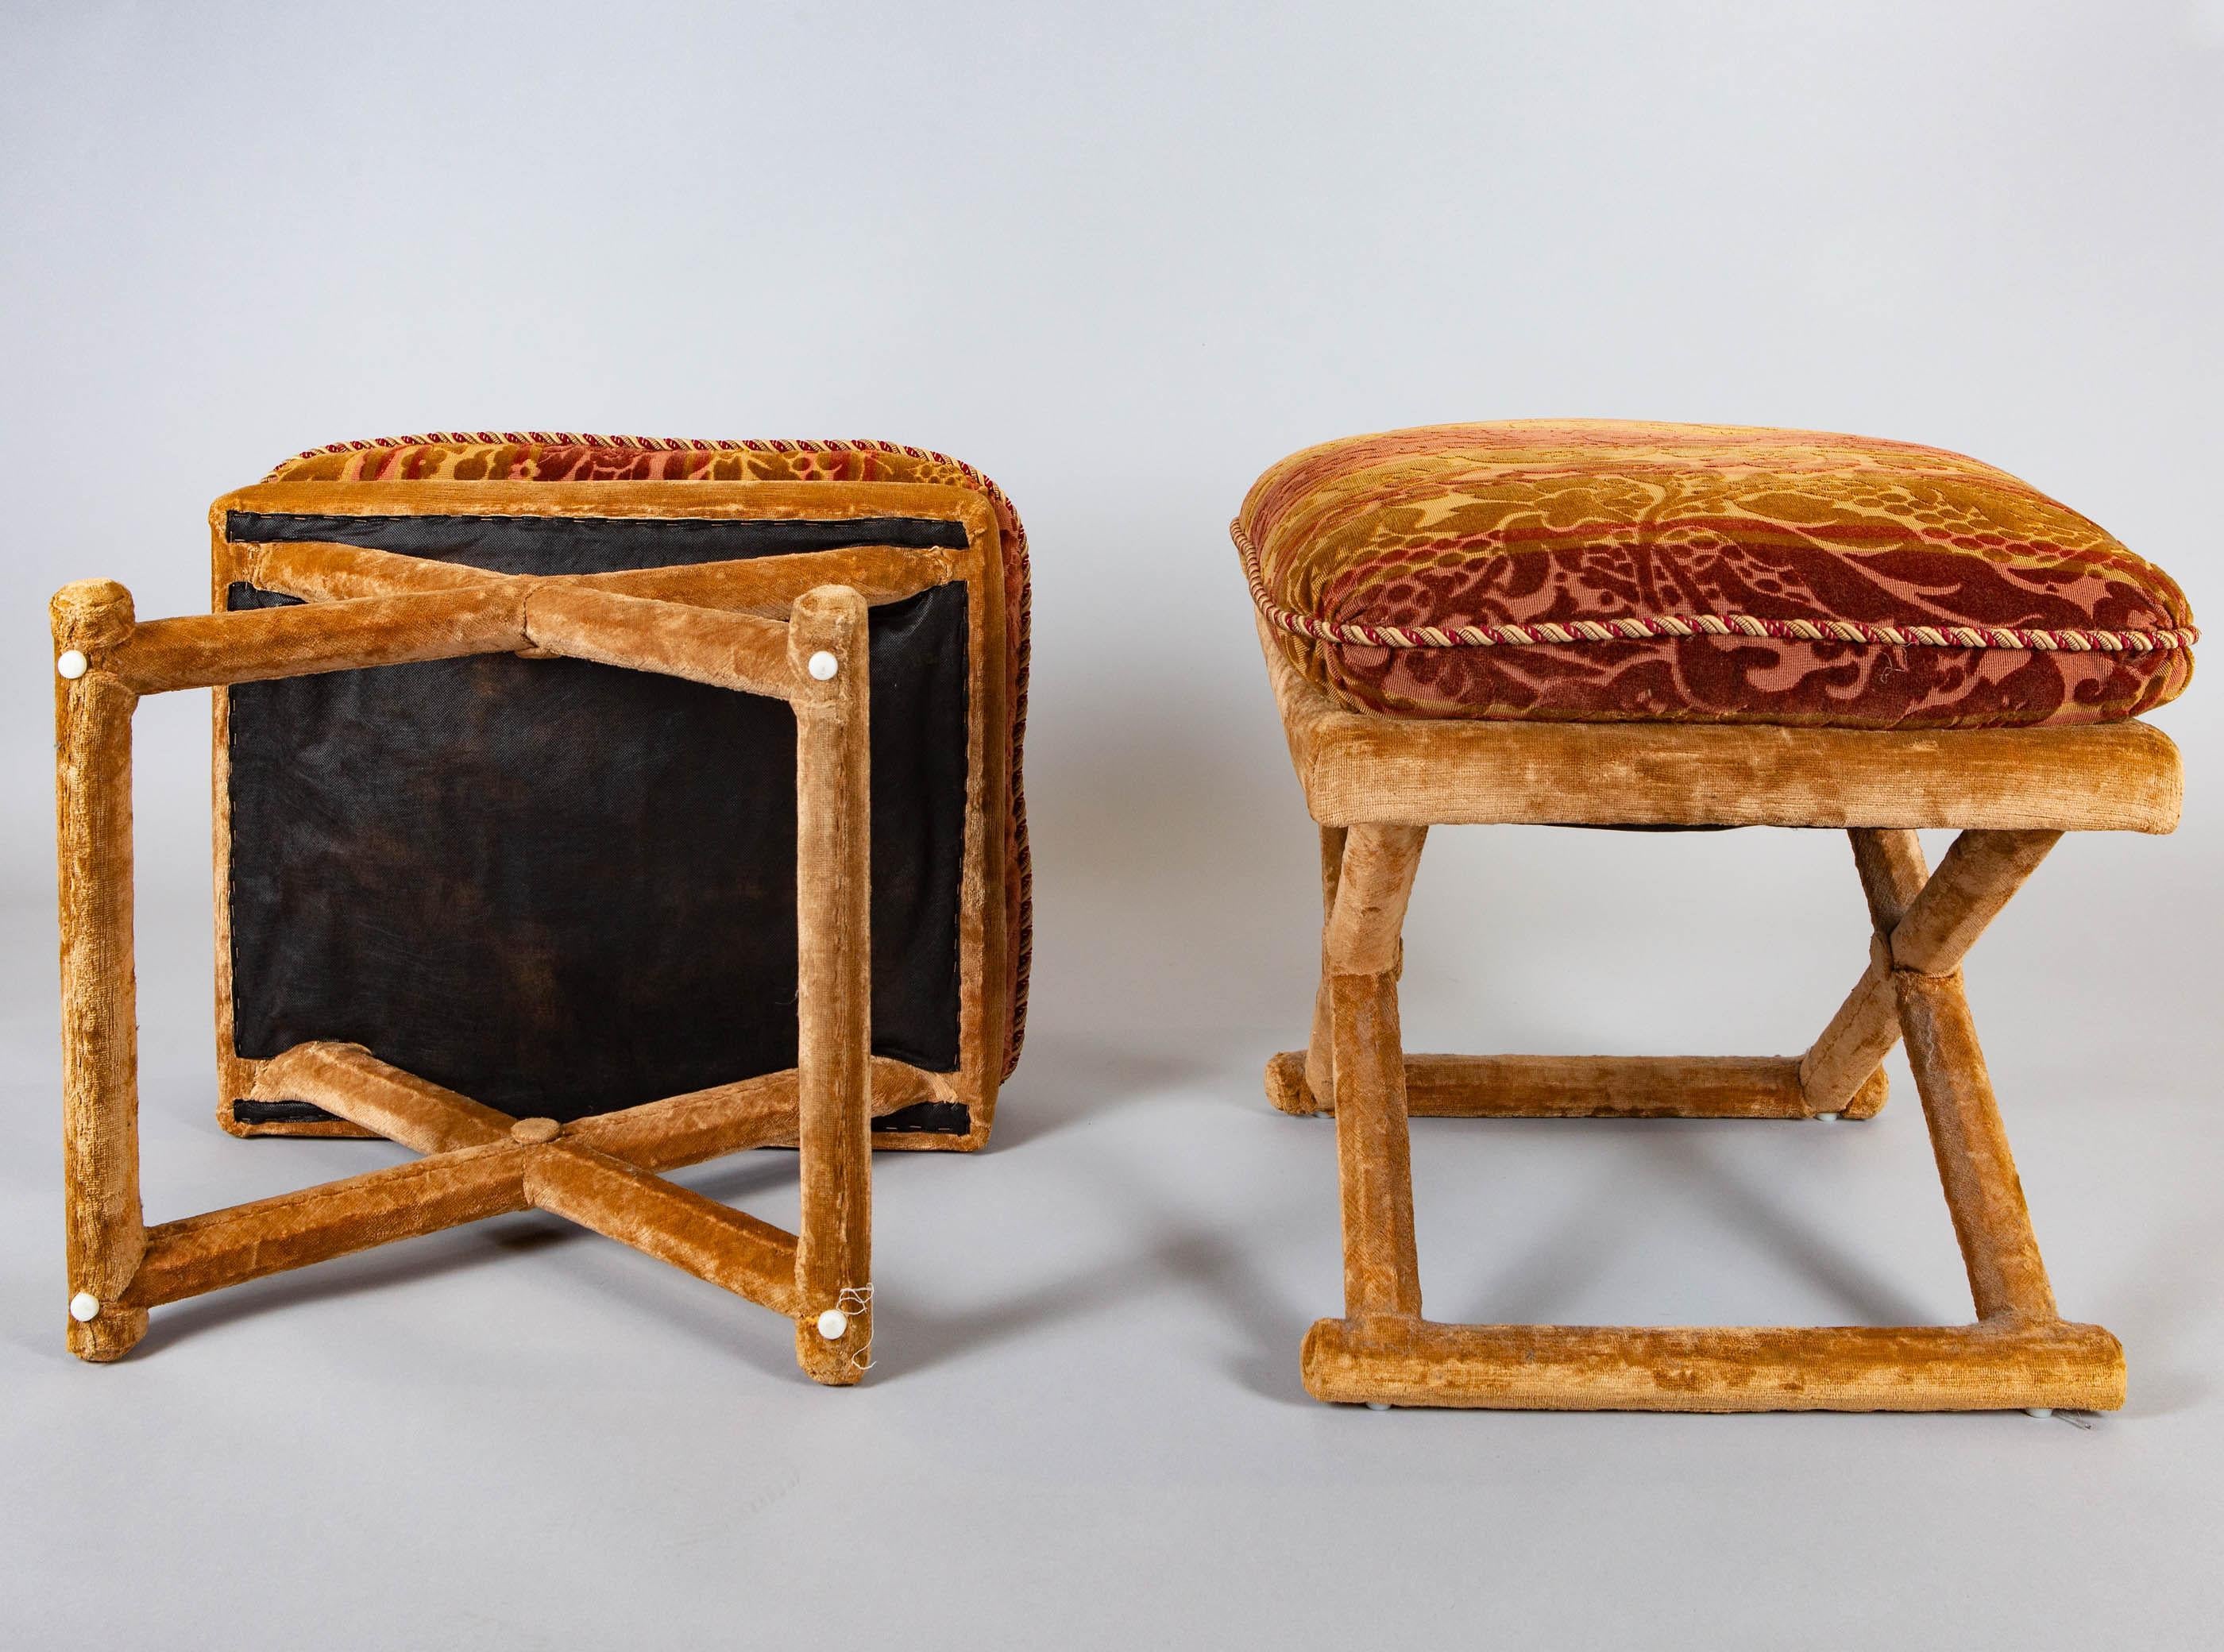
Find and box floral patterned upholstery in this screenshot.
[1237,421,2193,728]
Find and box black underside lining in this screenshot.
[224,511,974,1134]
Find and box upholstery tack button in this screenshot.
[511,1117,561,1144]
[807,650,839,681]
[69,1291,101,1322]
[816,1307,849,1340]
[56,650,88,680]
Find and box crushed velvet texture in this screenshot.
[265,434,1033,1071]
[1239,420,2195,729]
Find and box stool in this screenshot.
[1237,420,2195,1411]
[54,434,1030,1382]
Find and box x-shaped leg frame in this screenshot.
[1273,820,2125,1411]
[54,549,933,1382]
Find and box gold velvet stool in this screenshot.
[1237,421,2195,1411]
[53,434,1029,1383]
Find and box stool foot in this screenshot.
[67,1305,149,1362]
[1264,1052,1320,1115]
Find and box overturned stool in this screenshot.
[54,434,1030,1382]
[1237,420,2194,1411]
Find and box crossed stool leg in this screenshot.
[1269,819,2126,1411]
[53,563,929,1382]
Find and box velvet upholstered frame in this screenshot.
[52,477,1015,1381]
[1257,615,2183,1411]
[208,478,1016,1153]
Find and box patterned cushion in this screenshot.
[1237,421,2194,728]
[266,432,1032,1074]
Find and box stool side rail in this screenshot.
[1257,616,2183,835]
[242,538,956,612]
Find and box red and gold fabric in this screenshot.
[1237,420,2194,728]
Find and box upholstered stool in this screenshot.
[54,434,1029,1381]
[1237,420,2194,1411]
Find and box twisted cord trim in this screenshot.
[264,432,1023,541]
[1234,519,2196,655]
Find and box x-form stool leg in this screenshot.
[54,564,921,1382]
[1276,820,2124,1412]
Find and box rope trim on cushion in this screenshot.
[1234,519,2198,656]
[264,432,1025,543]
[261,432,1034,1078]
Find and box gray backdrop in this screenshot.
[4,3,2219,1646]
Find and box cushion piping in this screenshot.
[1234,519,2198,657]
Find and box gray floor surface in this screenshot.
[5,847,2220,1648]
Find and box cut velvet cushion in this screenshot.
[1237,420,2195,728]
[266,433,1032,1073]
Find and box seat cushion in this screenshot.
[1237,421,2195,728]
[263,432,1032,1079]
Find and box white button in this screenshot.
[69,1292,100,1322]
[815,1307,849,1340]
[56,650,88,680]
[807,650,839,681]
